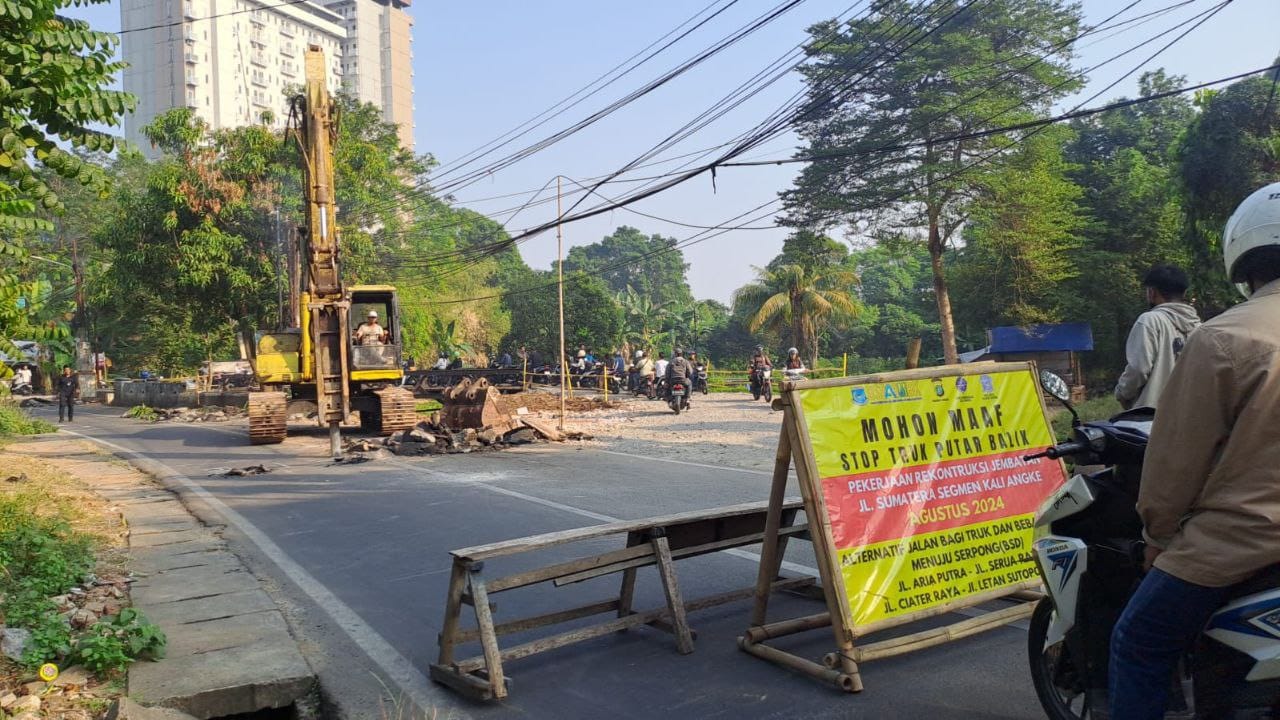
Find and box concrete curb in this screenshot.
[26,436,318,719]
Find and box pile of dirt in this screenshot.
[496,392,619,414]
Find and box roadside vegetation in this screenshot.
[0,446,166,717]
[0,401,56,444]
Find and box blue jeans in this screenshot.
[1109,567,1230,720]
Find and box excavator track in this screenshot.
[373,386,416,436]
[247,391,288,444]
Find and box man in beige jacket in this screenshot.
[1114,264,1201,409]
[1110,183,1280,719]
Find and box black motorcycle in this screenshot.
[694,363,709,394]
[748,366,772,403]
[667,379,690,414]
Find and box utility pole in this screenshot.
[556,175,567,431]
[67,223,94,397]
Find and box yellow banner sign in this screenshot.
[798,368,1066,625]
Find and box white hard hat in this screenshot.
[1224,182,1280,297]
[367,310,378,318]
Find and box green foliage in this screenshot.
[504,272,623,355]
[0,486,94,631]
[0,402,57,437]
[563,226,694,309]
[21,612,74,668]
[844,238,940,359]
[0,0,133,356]
[124,405,158,421]
[732,263,860,368]
[782,0,1083,362]
[1177,74,1280,313]
[75,608,166,675]
[952,130,1084,329]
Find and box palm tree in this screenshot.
[732,263,860,368]
[616,285,672,351]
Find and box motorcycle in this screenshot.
[748,366,772,403]
[694,363,709,394]
[1026,370,1280,719]
[667,379,690,414]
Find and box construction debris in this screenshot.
[221,464,270,477]
[380,414,590,457]
[120,406,240,423]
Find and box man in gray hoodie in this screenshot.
[1114,264,1202,409]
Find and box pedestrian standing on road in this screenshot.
[1114,264,1201,409]
[56,365,78,423]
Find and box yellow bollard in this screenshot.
[842,353,848,377]
[603,366,609,402]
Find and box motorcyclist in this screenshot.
[635,350,655,396]
[665,347,695,407]
[611,349,626,380]
[433,353,448,371]
[1109,182,1280,720]
[749,345,772,389]
[784,347,805,372]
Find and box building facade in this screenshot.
[120,0,414,154]
[322,0,415,149]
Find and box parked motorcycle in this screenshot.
[748,366,772,403]
[667,379,690,414]
[1026,370,1280,719]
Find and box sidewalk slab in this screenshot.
[8,437,316,719]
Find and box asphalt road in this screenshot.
[46,403,1049,720]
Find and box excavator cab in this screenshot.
[348,285,403,378]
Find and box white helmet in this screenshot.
[367,310,378,318]
[635,350,645,359]
[787,347,798,355]
[1223,182,1280,297]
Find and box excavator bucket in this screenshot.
[441,377,511,429]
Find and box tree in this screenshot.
[616,285,673,350]
[951,129,1083,329]
[0,0,134,355]
[95,110,287,360]
[782,0,1082,363]
[1178,72,1280,312]
[1059,70,1195,376]
[504,273,622,357]
[563,226,694,309]
[732,263,860,367]
[845,237,939,359]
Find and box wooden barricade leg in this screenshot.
[751,423,793,626]
[650,530,695,655]
[617,532,640,619]
[437,560,467,666]
[467,566,508,699]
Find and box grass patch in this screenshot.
[1049,395,1123,439]
[0,401,56,440]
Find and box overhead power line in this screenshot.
[111,0,312,36]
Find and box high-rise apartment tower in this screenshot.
[120,0,414,154]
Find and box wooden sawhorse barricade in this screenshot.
[430,500,813,700]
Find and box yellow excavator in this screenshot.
[246,46,415,454]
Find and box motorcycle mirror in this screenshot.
[1038,370,1079,425]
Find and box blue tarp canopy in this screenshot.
[989,323,1093,353]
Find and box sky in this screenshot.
[68,0,1279,303]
